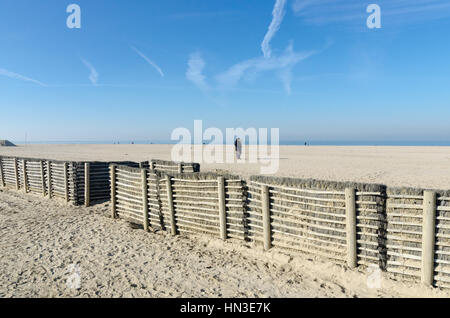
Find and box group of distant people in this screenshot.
[111,138,306,160]
[233,138,310,159]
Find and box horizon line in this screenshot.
[8,140,450,147]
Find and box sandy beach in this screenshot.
[1,188,449,298]
[3,0,450,301]
[1,144,450,188]
[1,144,450,298]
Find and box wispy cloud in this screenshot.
[187,43,316,95]
[131,46,164,77]
[186,0,321,95]
[217,43,316,95]
[0,68,46,86]
[261,0,287,58]
[186,52,209,92]
[81,58,98,85]
[292,0,450,25]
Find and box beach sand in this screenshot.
[0,189,448,298]
[1,144,450,298]
[1,144,450,188]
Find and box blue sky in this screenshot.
[0,0,450,143]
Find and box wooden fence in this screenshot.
[149,159,200,174]
[385,188,450,289]
[110,165,246,239]
[0,156,202,207]
[247,176,386,268]
[0,156,146,206]
[0,157,79,202]
[109,165,450,289]
[2,156,448,289]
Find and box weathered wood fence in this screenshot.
[109,165,450,289]
[0,156,147,206]
[385,188,450,289]
[0,157,79,202]
[1,155,448,289]
[246,176,386,269]
[148,159,200,174]
[0,156,202,207]
[110,165,246,239]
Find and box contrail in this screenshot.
[0,68,46,86]
[81,59,99,85]
[261,0,287,58]
[131,46,164,77]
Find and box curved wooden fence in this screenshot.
[0,156,201,207]
[110,165,246,240]
[1,155,449,290]
[109,165,450,290]
[0,156,147,206]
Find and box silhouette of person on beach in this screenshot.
[234,138,242,160]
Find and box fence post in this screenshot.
[110,165,117,219]
[47,161,52,199]
[84,163,90,207]
[178,163,183,174]
[422,190,436,286]
[40,161,45,196]
[63,162,69,202]
[150,161,156,172]
[0,157,4,187]
[218,176,227,240]
[22,159,28,193]
[262,185,272,251]
[345,187,357,268]
[14,158,19,190]
[154,174,164,229]
[142,169,149,232]
[166,175,177,235]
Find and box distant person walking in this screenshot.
[234,138,242,160]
